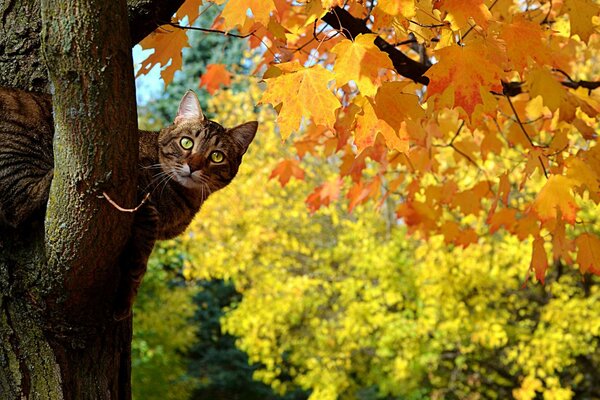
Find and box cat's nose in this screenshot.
[188,156,205,173]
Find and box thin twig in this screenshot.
[167,22,255,38]
[101,192,150,213]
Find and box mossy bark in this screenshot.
[0,0,183,398]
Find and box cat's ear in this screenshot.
[174,90,204,124]
[228,121,258,154]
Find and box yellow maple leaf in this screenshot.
[220,0,276,30]
[531,175,578,223]
[527,67,566,112]
[376,0,416,19]
[260,62,340,139]
[352,95,408,153]
[562,0,600,42]
[434,0,492,31]
[331,34,393,97]
[136,27,189,87]
[426,42,503,115]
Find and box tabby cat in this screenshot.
[0,88,257,319]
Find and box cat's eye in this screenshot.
[180,137,194,150]
[210,151,224,163]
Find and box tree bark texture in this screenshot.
[0,0,184,93]
[0,0,182,398]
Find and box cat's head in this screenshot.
[158,90,257,191]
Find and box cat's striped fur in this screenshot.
[0,87,258,318]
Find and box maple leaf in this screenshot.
[376,0,416,19]
[530,236,548,283]
[531,175,578,223]
[199,64,232,94]
[219,0,276,30]
[137,27,189,87]
[426,42,504,115]
[176,0,203,23]
[331,34,394,97]
[270,159,305,187]
[575,233,600,275]
[433,0,492,30]
[305,179,342,213]
[562,0,600,42]
[500,15,552,72]
[260,62,341,140]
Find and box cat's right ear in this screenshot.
[174,90,204,125]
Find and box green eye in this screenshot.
[180,137,194,150]
[210,151,224,163]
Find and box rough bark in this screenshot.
[0,0,178,398]
[0,0,184,92]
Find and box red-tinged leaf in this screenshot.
[514,214,540,241]
[396,200,440,233]
[270,159,305,187]
[531,175,578,224]
[530,236,549,283]
[199,64,232,94]
[426,42,504,116]
[137,27,189,87]
[440,220,478,247]
[575,233,600,275]
[500,15,552,71]
[306,179,342,213]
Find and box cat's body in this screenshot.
[0,87,257,318]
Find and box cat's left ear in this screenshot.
[228,121,258,154]
[174,90,204,124]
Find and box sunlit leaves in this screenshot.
[137,27,189,87]
[331,34,393,97]
[260,62,340,139]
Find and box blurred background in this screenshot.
[131,6,600,400]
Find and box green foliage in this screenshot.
[132,241,198,400]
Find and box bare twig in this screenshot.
[101,192,150,213]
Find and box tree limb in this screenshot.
[127,0,185,45]
[320,6,430,85]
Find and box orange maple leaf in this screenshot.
[306,179,342,213]
[137,26,189,87]
[176,0,203,23]
[500,15,552,72]
[199,64,232,94]
[434,0,492,30]
[269,159,305,187]
[426,42,504,116]
[530,236,548,283]
[531,175,578,224]
[575,233,600,275]
[260,62,341,140]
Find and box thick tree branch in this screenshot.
[320,6,430,85]
[41,0,138,320]
[127,0,185,45]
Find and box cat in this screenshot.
[0,87,258,319]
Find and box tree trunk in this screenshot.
[0,0,184,398]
